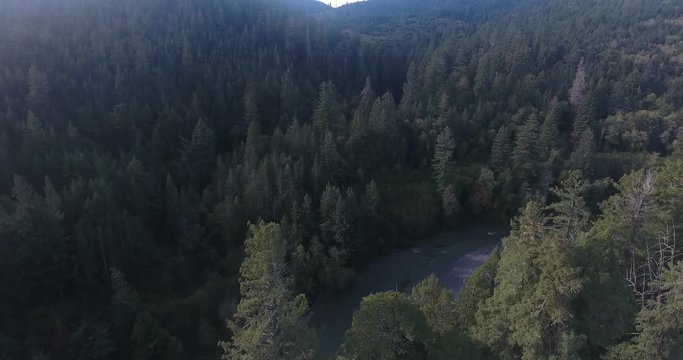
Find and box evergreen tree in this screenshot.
[470,167,495,214]
[435,93,450,132]
[568,129,596,174]
[539,105,560,162]
[22,110,49,154]
[569,59,587,108]
[546,171,590,242]
[607,261,683,359]
[369,92,400,163]
[490,125,512,172]
[354,77,376,124]
[26,65,50,112]
[4,175,67,299]
[441,184,460,226]
[221,222,316,360]
[572,99,593,144]
[2,0,683,357]
[512,114,540,180]
[473,202,585,359]
[321,132,340,185]
[339,291,431,359]
[185,118,216,185]
[455,248,500,330]
[432,126,455,190]
[312,81,339,136]
[410,274,456,334]
[68,322,115,360]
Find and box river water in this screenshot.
[312,226,509,358]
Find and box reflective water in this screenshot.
[312,226,508,358]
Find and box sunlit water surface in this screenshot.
[312,226,509,358]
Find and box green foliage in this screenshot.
[410,275,457,334]
[512,114,540,181]
[539,102,560,163]
[221,222,316,360]
[568,129,597,175]
[546,171,590,242]
[69,323,115,360]
[1,176,67,303]
[339,291,431,360]
[455,248,500,330]
[185,118,216,186]
[432,127,455,190]
[490,125,512,172]
[131,312,184,360]
[607,261,683,360]
[574,237,636,355]
[1,0,682,357]
[472,202,585,359]
[313,81,341,136]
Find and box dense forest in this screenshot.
[0,0,681,359]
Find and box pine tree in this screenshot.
[568,129,596,174]
[339,291,431,359]
[546,171,590,242]
[321,132,340,185]
[354,77,375,123]
[399,62,419,120]
[410,274,456,334]
[23,110,49,154]
[280,69,299,115]
[539,105,560,162]
[490,125,512,172]
[569,59,587,107]
[435,92,450,132]
[5,175,67,298]
[607,261,683,359]
[455,249,500,330]
[69,322,115,360]
[471,167,495,214]
[312,81,339,136]
[362,180,380,216]
[244,89,259,127]
[369,92,399,162]
[433,126,455,190]
[472,202,585,359]
[512,113,540,180]
[185,118,215,185]
[221,222,316,360]
[319,184,341,244]
[572,99,593,144]
[26,65,50,112]
[441,184,460,226]
[349,79,376,162]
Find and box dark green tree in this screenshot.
[185,118,216,185]
[490,125,512,172]
[410,274,456,334]
[568,129,596,174]
[455,248,500,330]
[221,222,316,360]
[432,127,455,190]
[512,113,540,181]
[339,291,431,360]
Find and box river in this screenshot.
[312,226,509,358]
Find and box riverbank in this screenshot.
[312,225,509,358]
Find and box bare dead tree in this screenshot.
[626,220,680,307]
[625,169,656,233]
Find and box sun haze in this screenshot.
[321,0,363,7]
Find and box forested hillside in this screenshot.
[0,0,681,359]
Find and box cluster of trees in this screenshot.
[337,154,683,359]
[0,0,682,358]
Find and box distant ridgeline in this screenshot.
[0,0,681,359]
